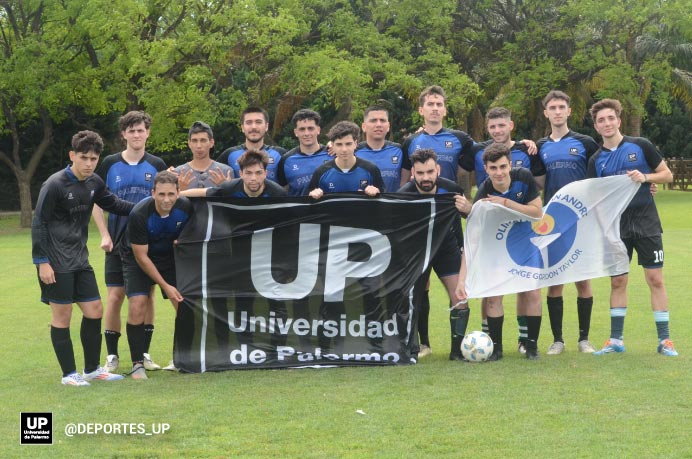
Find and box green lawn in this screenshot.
[1,190,690,458]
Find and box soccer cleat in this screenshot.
[486,350,503,361]
[593,340,625,355]
[162,360,178,371]
[83,366,125,382]
[546,341,565,355]
[449,352,467,362]
[143,353,161,371]
[517,342,526,355]
[657,339,678,357]
[130,363,148,380]
[104,354,119,373]
[418,344,432,358]
[526,348,540,360]
[61,372,90,386]
[578,340,597,353]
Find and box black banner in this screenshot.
[173,193,458,371]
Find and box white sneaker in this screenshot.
[577,340,597,353]
[104,354,119,373]
[162,360,178,371]
[61,372,90,386]
[130,363,148,380]
[517,342,527,354]
[418,345,432,358]
[83,366,124,382]
[143,353,161,371]
[546,341,565,355]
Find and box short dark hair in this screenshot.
[410,148,438,166]
[482,142,511,164]
[291,109,321,126]
[241,106,269,124]
[542,90,571,108]
[327,121,360,142]
[589,98,622,121]
[363,105,389,120]
[119,110,152,131]
[485,107,512,124]
[238,149,269,171]
[418,85,446,107]
[188,121,213,140]
[154,170,179,189]
[72,130,104,155]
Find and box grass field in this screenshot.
[1,190,690,458]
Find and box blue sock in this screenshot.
[654,311,670,341]
[610,307,627,340]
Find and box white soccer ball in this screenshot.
[461,331,494,362]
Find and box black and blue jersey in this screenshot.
[277,146,331,196]
[587,136,664,238]
[355,141,404,192]
[206,178,287,198]
[217,144,286,182]
[96,152,167,248]
[475,168,540,205]
[462,141,545,188]
[401,128,475,182]
[536,131,599,202]
[125,196,193,271]
[309,157,384,194]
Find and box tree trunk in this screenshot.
[627,113,642,137]
[17,170,33,227]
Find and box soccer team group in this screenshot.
[32,86,678,386]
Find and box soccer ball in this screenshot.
[461,331,494,362]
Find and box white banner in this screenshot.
[464,175,639,297]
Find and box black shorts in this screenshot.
[430,232,463,279]
[105,251,124,286]
[122,254,176,299]
[622,235,664,268]
[38,268,101,305]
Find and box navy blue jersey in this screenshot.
[309,157,384,193]
[401,128,475,181]
[96,152,167,247]
[277,146,331,196]
[206,178,287,198]
[355,141,404,192]
[475,168,541,205]
[536,131,599,202]
[587,136,663,238]
[125,196,193,270]
[398,176,464,247]
[216,144,285,182]
[32,167,134,272]
[462,141,546,188]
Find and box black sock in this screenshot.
[418,291,431,347]
[526,315,542,351]
[127,323,146,365]
[104,330,121,357]
[144,324,154,354]
[51,326,76,377]
[487,316,504,354]
[577,297,593,342]
[80,317,102,373]
[450,308,470,355]
[547,296,564,343]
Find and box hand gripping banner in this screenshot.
[173,193,459,371]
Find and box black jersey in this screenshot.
[206,178,287,198]
[32,166,134,272]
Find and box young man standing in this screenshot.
[535,90,601,355]
[217,107,286,182]
[355,106,406,192]
[308,121,384,198]
[398,149,472,360]
[92,111,168,373]
[587,98,677,357]
[174,121,233,190]
[123,171,193,378]
[277,109,331,196]
[456,143,544,360]
[33,131,132,385]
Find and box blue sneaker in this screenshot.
[83,366,125,382]
[657,339,678,357]
[593,339,625,355]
